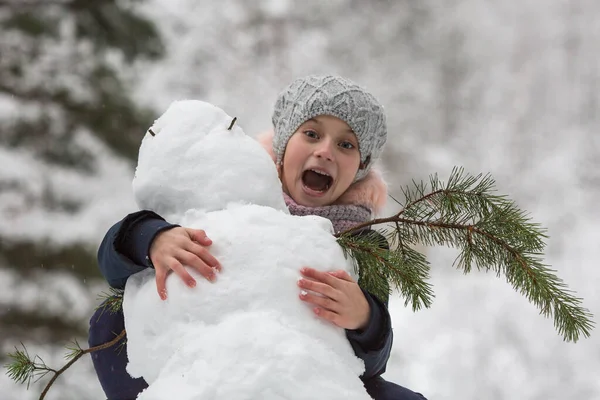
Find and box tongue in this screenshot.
[303,170,330,192]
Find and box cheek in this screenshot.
[282,151,302,177]
[340,157,360,183]
[281,168,291,187]
[280,158,298,188]
[278,164,292,196]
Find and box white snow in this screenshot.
[123,100,370,400]
[4,2,600,399]
[133,100,287,220]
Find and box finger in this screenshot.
[168,258,198,287]
[155,269,168,300]
[177,250,217,282]
[297,278,339,300]
[312,307,342,327]
[186,242,221,271]
[299,291,340,312]
[187,228,212,246]
[328,270,354,282]
[300,267,341,288]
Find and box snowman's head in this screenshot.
[133,100,287,220]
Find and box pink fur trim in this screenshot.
[256,130,388,216]
[256,130,277,162]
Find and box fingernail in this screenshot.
[297,278,304,286]
[300,290,308,297]
[301,267,308,274]
[160,290,167,301]
[188,280,196,288]
[313,308,320,314]
[209,274,216,282]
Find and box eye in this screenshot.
[339,141,355,150]
[303,130,319,139]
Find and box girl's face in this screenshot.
[280,115,361,207]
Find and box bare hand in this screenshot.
[149,227,221,300]
[298,267,370,330]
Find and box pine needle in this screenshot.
[338,231,434,310]
[4,344,53,389]
[337,167,594,342]
[95,287,124,317]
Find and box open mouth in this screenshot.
[302,169,333,193]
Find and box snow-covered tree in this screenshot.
[0,0,162,350]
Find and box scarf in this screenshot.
[283,193,372,234]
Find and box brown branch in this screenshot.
[339,216,471,241]
[227,117,237,130]
[39,329,126,400]
[340,188,474,235]
[396,189,447,217]
[337,215,534,280]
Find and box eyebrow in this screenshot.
[308,117,354,134]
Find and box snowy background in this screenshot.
[1,1,599,399]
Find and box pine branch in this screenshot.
[3,288,125,398]
[338,231,434,310]
[4,330,126,400]
[4,289,125,398]
[336,167,594,342]
[95,287,124,316]
[5,345,54,389]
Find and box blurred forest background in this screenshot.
[1,1,599,399]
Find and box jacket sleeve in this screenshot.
[89,303,148,399]
[346,289,393,380]
[345,229,393,380]
[97,210,177,289]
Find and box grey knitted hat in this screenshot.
[271,75,387,181]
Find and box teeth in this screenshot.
[309,169,331,177]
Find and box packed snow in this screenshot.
[132,100,287,218]
[123,100,371,400]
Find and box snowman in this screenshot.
[123,100,373,400]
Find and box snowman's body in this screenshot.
[123,100,371,400]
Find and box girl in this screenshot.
[89,75,426,400]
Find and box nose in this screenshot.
[313,138,335,161]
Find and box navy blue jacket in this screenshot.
[89,210,396,400]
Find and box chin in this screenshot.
[306,198,329,207]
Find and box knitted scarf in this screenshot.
[283,193,372,234]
